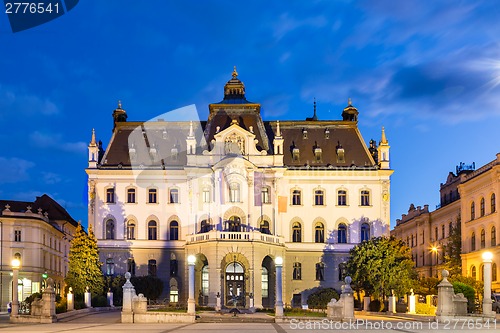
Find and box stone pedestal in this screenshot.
[363,296,370,311]
[67,288,74,311]
[84,288,92,308]
[215,293,221,311]
[107,290,114,307]
[388,296,396,313]
[41,278,56,318]
[408,295,416,314]
[122,272,136,313]
[436,270,455,320]
[132,294,147,314]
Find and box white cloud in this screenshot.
[0,157,35,184]
[0,85,60,116]
[41,172,62,184]
[30,131,87,154]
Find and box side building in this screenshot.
[0,194,79,311]
[86,68,393,309]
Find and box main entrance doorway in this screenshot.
[225,262,245,307]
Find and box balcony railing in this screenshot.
[186,230,284,245]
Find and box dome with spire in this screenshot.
[113,100,128,124]
[342,98,359,121]
[220,66,250,103]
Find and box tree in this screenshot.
[65,223,104,297]
[442,217,462,276]
[307,288,339,309]
[346,236,416,299]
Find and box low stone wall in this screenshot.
[123,311,196,323]
[10,314,56,324]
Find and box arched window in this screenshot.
[169,188,179,203]
[492,226,497,247]
[435,227,438,241]
[148,259,157,276]
[491,193,496,213]
[493,263,498,282]
[106,258,114,276]
[229,183,240,203]
[170,221,179,240]
[260,220,270,234]
[202,265,209,297]
[226,216,241,232]
[316,262,325,281]
[314,189,325,206]
[292,222,302,242]
[338,223,347,243]
[148,188,157,203]
[471,232,476,251]
[480,197,485,217]
[361,223,370,242]
[360,190,370,206]
[471,265,477,279]
[127,188,136,203]
[442,224,445,239]
[261,266,269,298]
[200,219,211,233]
[292,189,302,205]
[14,252,21,260]
[481,229,486,248]
[315,223,325,243]
[126,221,136,240]
[449,222,453,235]
[471,202,475,220]
[105,220,115,240]
[337,190,347,206]
[293,262,302,280]
[148,220,157,240]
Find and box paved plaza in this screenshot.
[0,311,498,333]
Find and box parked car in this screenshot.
[492,294,500,313]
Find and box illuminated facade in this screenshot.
[86,68,393,308]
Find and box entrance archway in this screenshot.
[261,255,275,308]
[225,261,245,307]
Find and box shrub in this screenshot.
[307,288,339,309]
[24,292,42,306]
[452,282,475,313]
[56,298,67,314]
[75,299,86,310]
[92,295,108,307]
[369,299,382,312]
[131,276,164,300]
[415,302,436,315]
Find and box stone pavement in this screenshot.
[0,311,498,332]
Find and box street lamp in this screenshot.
[187,254,196,315]
[482,251,494,318]
[11,258,20,316]
[275,256,283,317]
[431,246,438,278]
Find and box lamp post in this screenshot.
[11,258,20,316]
[275,256,283,317]
[187,254,196,315]
[482,251,494,317]
[431,246,438,278]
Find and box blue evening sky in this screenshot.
[1,1,499,229]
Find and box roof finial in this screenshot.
[314,98,317,117]
[118,100,122,109]
[188,120,194,137]
[276,120,281,137]
[348,98,352,106]
[90,128,97,146]
[380,126,388,145]
[232,66,238,78]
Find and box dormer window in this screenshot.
[149,145,158,162]
[292,148,300,162]
[162,129,168,139]
[336,142,345,163]
[314,147,322,162]
[129,144,136,160]
[171,146,178,161]
[325,128,330,139]
[302,129,308,139]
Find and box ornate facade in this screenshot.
[86,68,393,308]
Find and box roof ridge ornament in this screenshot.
[118,100,122,109]
[232,66,238,78]
[90,128,97,146]
[348,98,352,106]
[380,126,388,145]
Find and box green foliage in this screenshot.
[75,299,86,310]
[449,275,483,298]
[105,275,126,306]
[442,218,462,276]
[346,236,417,299]
[92,295,108,307]
[65,223,104,297]
[415,277,439,295]
[306,288,339,309]
[415,302,436,315]
[56,298,67,314]
[24,292,42,305]
[131,275,164,300]
[452,282,475,313]
[369,299,382,312]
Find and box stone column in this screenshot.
[67,287,74,311]
[11,266,19,316]
[275,257,284,317]
[435,270,454,320]
[482,252,494,318]
[187,255,196,315]
[84,287,92,308]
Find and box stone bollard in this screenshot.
[407,289,416,314]
[67,287,74,311]
[215,292,221,311]
[107,288,114,307]
[436,270,454,320]
[363,296,370,311]
[388,295,396,314]
[84,286,92,308]
[41,278,56,319]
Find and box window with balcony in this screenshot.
[337,190,347,206]
[260,220,270,234]
[292,222,302,242]
[226,216,241,232]
[148,220,158,240]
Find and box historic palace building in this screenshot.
[0,194,78,311]
[392,155,499,292]
[86,68,393,309]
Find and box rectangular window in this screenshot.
[127,259,136,275]
[292,190,301,205]
[148,189,157,203]
[293,262,302,280]
[262,187,270,204]
[106,188,115,203]
[169,290,178,303]
[14,230,21,242]
[127,189,136,203]
[338,190,347,206]
[148,259,157,276]
[360,190,370,206]
[314,190,324,205]
[170,189,179,203]
[202,189,211,203]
